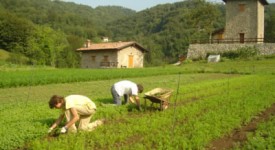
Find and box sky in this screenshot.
[62,0,275,11]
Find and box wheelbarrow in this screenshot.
[143,88,173,111]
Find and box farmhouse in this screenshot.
[77,40,148,68]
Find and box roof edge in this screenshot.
[76,41,149,52]
[222,0,268,5]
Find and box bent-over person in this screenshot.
[111,80,143,110]
[48,95,103,134]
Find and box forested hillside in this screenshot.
[0,0,134,67]
[0,0,274,67]
[0,0,135,38]
[107,0,225,64]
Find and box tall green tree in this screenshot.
[57,35,83,68]
[183,0,223,43]
[0,11,35,53]
[0,10,73,67]
[265,4,275,43]
[35,26,69,67]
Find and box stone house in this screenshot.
[188,0,275,60]
[77,40,148,68]
[212,0,268,43]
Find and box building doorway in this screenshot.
[128,55,134,68]
[239,33,245,43]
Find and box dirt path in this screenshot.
[206,103,275,150]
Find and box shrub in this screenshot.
[222,46,259,59]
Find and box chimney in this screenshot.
[102,37,109,42]
[85,39,91,48]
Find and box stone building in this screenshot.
[187,0,275,60]
[223,0,267,43]
[212,0,268,43]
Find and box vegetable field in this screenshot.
[0,57,275,150]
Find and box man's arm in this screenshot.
[64,107,79,128]
[50,113,65,129]
[129,95,142,110]
[134,96,141,110]
[129,96,136,104]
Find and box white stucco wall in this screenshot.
[257,1,265,41]
[80,46,144,68]
[117,46,144,68]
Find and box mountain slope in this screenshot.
[0,0,135,39]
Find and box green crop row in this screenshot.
[0,67,194,88]
[1,73,234,150]
[234,113,275,150]
[0,56,274,150]
[0,57,274,89]
[25,75,275,150]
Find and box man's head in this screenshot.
[49,95,64,109]
[137,84,144,93]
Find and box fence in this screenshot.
[100,62,118,68]
[191,38,265,44]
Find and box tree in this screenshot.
[0,11,35,53]
[183,0,223,43]
[265,4,275,43]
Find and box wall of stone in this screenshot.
[225,1,257,39]
[187,43,275,60]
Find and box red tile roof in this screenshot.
[77,41,147,52]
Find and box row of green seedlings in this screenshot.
[27,75,275,149]
[0,60,263,89]
[0,101,50,150]
[0,73,222,150]
[0,67,188,88]
[0,73,177,150]
[119,75,275,149]
[25,75,243,149]
[234,114,275,150]
[0,74,262,150]
[2,74,270,149]
[24,75,236,149]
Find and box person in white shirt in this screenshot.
[111,80,143,109]
[48,95,103,134]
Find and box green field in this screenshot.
[0,57,275,150]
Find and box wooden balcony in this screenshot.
[191,38,265,44]
[100,62,118,68]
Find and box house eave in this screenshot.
[222,0,268,5]
[76,41,149,53]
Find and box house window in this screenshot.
[239,33,245,43]
[103,55,109,62]
[91,56,96,62]
[239,4,245,12]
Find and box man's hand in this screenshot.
[129,97,136,104]
[48,127,53,133]
[60,126,67,134]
